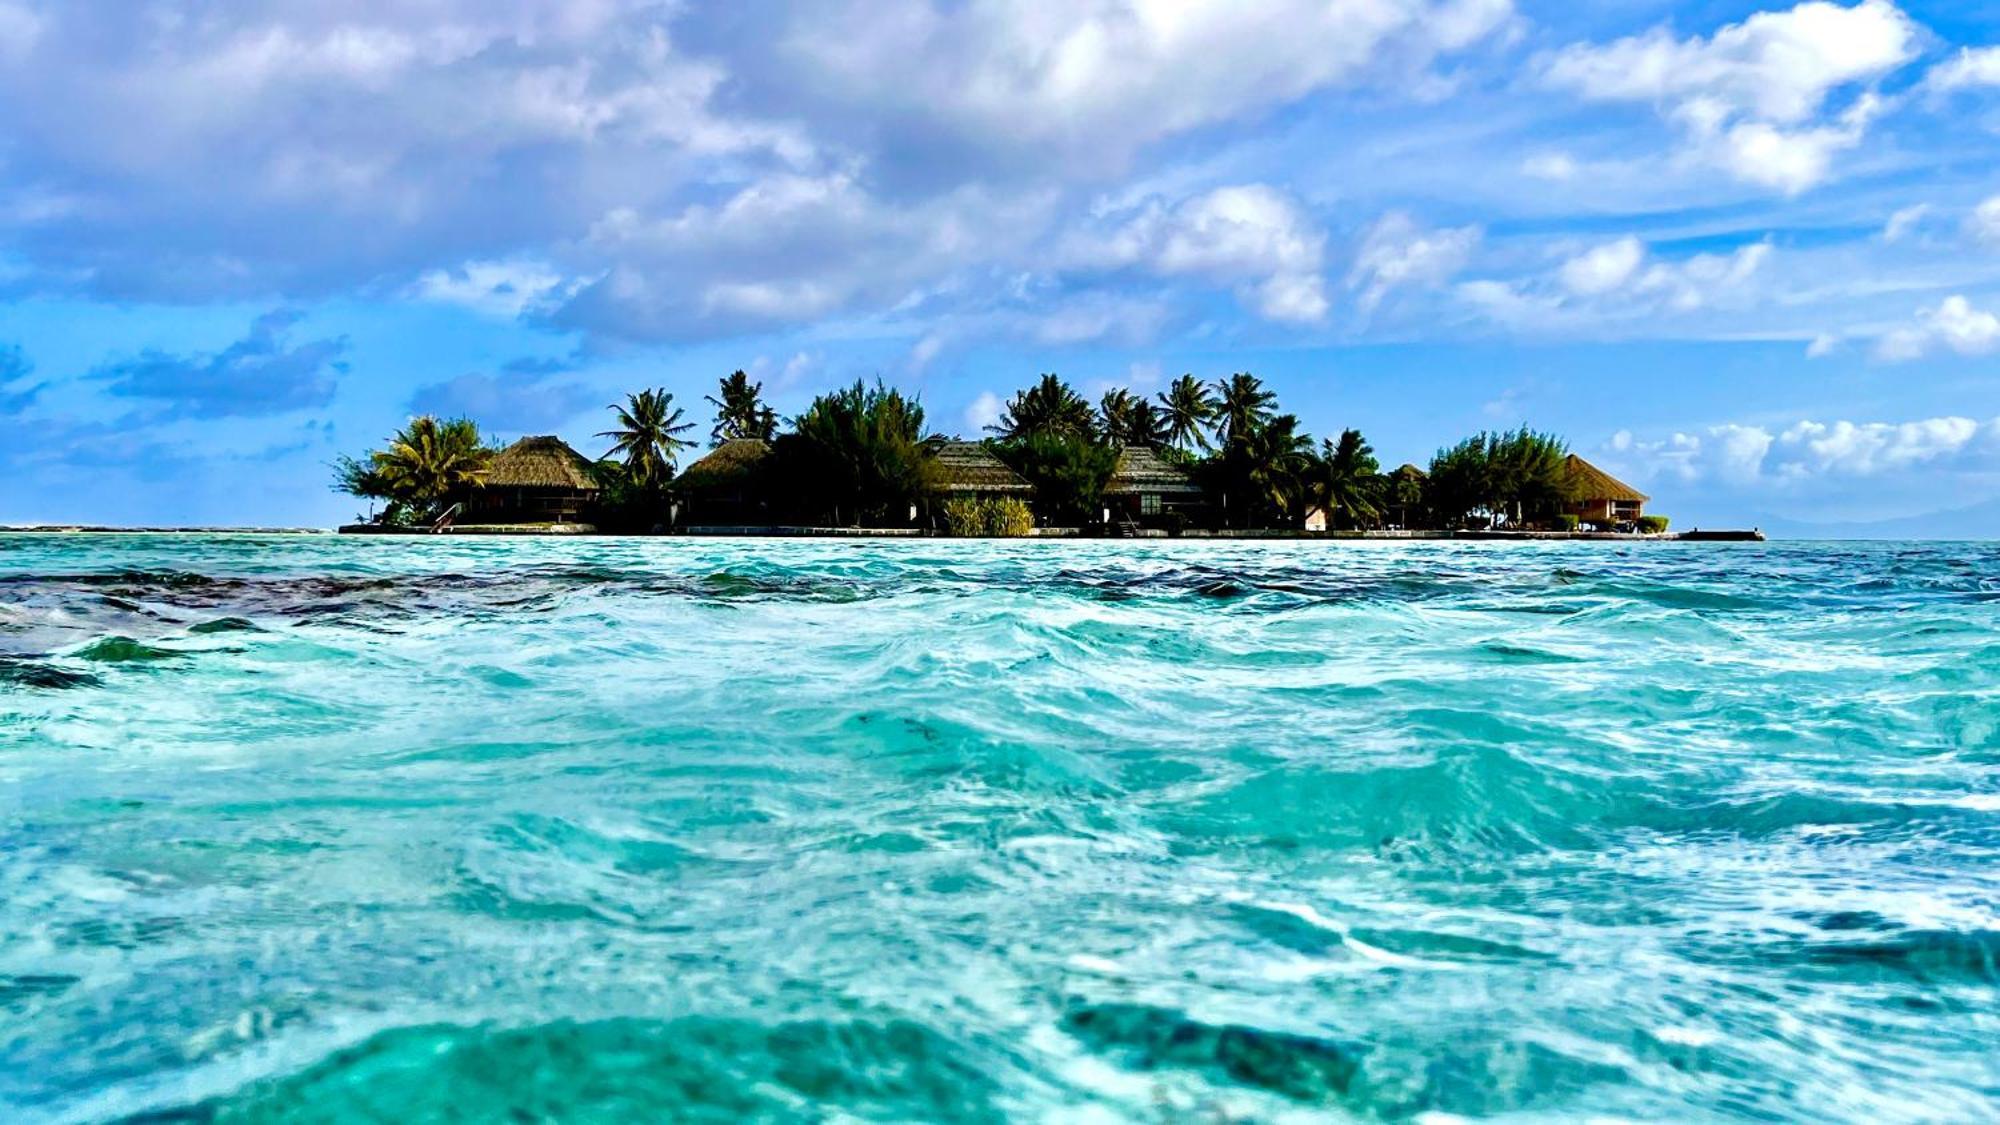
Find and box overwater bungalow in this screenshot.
[933,441,1033,503]
[468,436,601,525]
[677,438,771,525]
[1563,454,1648,526]
[1105,445,1205,527]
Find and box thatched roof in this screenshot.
[1106,445,1203,496]
[1564,454,1648,503]
[934,441,1032,495]
[678,438,769,493]
[485,436,599,491]
[1392,463,1427,481]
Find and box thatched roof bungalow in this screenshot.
[676,438,771,524]
[1105,445,1204,522]
[933,441,1032,500]
[468,436,600,524]
[1563,454,1648,524]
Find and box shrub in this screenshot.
[1587,518,1618,533]
[986,497,1034,537]
[1637,514,1670,535]
[940,497,1034,537]
[940,498,985,537]
[1552,514,1580,532]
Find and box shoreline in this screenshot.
[4,524,1766,542]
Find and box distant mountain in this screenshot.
[1754,497,2000,541]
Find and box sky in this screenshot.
[2,0,1999,533]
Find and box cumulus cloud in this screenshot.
[1607,414,2000,487]
[1559,237,1646,296]
[1874,295,2000,361]
[1542,0,1918,193]
[743,0,1518,179]
[552,175,1054,340]
[1927,46,2000,91]
[1464,237,1772,329]
[412,259,578,318]
[1346,212,1481,314]
[1071,184,1330,323]
[91,310,347,418]
[1966,196,2000,246]
[0,0,1516,344]
[963,391,1004,435]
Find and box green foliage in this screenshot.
[1553,513,1580,532]
[1099,388,1171,448]
[706,370,777,445]
[991,374,1097,442]
[1311,428,1382,530]
[589,459,675,532]
[1216,373,1276,448]
[332,415,492,523]
[1212,410,1313,528]
[770,380,938,526]
[995,432,1117,525]
[939,496,1034,537]
[1637,514,1670,534]
[988,497,1035,536]
[598,388,696,490]
[1425,428,1572,528]
[1157,374,1218,452]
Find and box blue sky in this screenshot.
[3,0,2000,531]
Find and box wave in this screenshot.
[125,1016,1011,1123]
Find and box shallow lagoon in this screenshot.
[2,535,1997,1121]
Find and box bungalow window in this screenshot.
[1140,493,1161,516]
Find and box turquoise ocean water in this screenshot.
[2,534,1996,1122]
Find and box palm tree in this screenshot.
[990,374,1097,441]
[706,370,777,445]
[1157,374,1218,452]
[1236,413,1314,526]
[1216,372,1277,449]
[1098,388,1145,446]
[335,415,491,521]
[1124,398,1172,449]
[1311,428,1382,530]
[598,388,695,489]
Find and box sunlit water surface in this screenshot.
[2,534,1997,1122]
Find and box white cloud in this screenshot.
[1606,414,2000,486]
[1559,237,1645,296]
[1542,0,1918,193]
[1521,152,1579,181]
[411,258,574,318]
[1874,295,2000,361]
[771,0,1517,175]
[963,390,1004,434]
[1882,203,1933,242]
[0,1,1521,342]
[556,174,1056,339]
[1927,46,2000,91]
[1469,237,1771,329]
[1347,212,1481,313]
[1967,196,2000,246]
[1075,184,1329,323]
